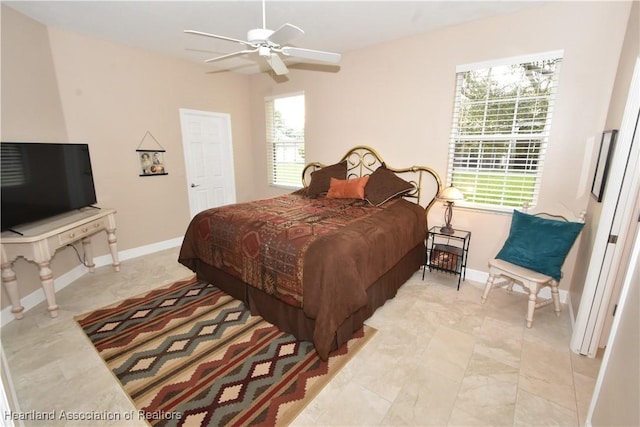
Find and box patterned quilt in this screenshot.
[181,194,384,307]
[179,192,426,358]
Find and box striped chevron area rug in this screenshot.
[76,276,375,426]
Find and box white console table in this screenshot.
[1,208,119,319]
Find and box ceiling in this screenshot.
[4,1,544,74]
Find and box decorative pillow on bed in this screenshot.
[307,160,347,198]
[495,210,584,281]
[327,176,370,199]
[365,165,414,206]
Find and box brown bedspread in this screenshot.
[179,193,426,358]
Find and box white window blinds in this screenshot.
[265,93,305,188]
[447,52,563,209]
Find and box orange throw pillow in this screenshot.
[326,176,370,199]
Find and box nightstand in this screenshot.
[422,226,471,290]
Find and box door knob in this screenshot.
[190,183,200,188]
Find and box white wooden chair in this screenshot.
[481,208,585,328]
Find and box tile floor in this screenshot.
[1,247,601,426]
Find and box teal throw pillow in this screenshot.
[495,210,584,281]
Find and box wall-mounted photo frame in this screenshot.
[591,129,618,202]
[138,149,168,176]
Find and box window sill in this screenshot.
[452,203,520,216]
[270,184,302,191]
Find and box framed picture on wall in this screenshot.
[591,129,618,202]
[138,149,167,176]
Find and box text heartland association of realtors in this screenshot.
[3,409,182,421]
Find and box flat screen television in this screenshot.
[1,142,98,231]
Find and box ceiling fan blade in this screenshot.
[267,23,304,46]
[204,49,258,63]
[184,30,254,48]
[280,46,341,64]
[267,52,289,75]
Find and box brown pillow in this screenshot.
[327,176,370,199]
[306,160,347,197]
[365,165,414,206]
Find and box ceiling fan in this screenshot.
[184,0,341,75]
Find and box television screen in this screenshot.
[1,142,98,231]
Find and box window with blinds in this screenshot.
[447,51,563,209]
[265,92,305,188]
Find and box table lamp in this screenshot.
[437,186,464,234]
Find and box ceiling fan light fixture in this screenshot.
[258,46,271,58]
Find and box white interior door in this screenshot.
[571,59,640,357]
[179,109,236,218]
[598,186,640,348]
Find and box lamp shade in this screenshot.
[437,186,464,202]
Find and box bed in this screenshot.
[178,146,442,359]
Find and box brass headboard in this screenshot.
[301,145,443,213]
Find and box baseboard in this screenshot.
[0,237,183,327]
[458,268,569,304]
[94,236,184,267]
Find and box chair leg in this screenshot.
[506,279,514,294]
[481,273,496,304]
[526,291,537,328]
[550,281,561,317]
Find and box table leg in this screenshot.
[81,236,95,272]
[37,261,59,318]
[1,262,24,320]
[107,228,120,272]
